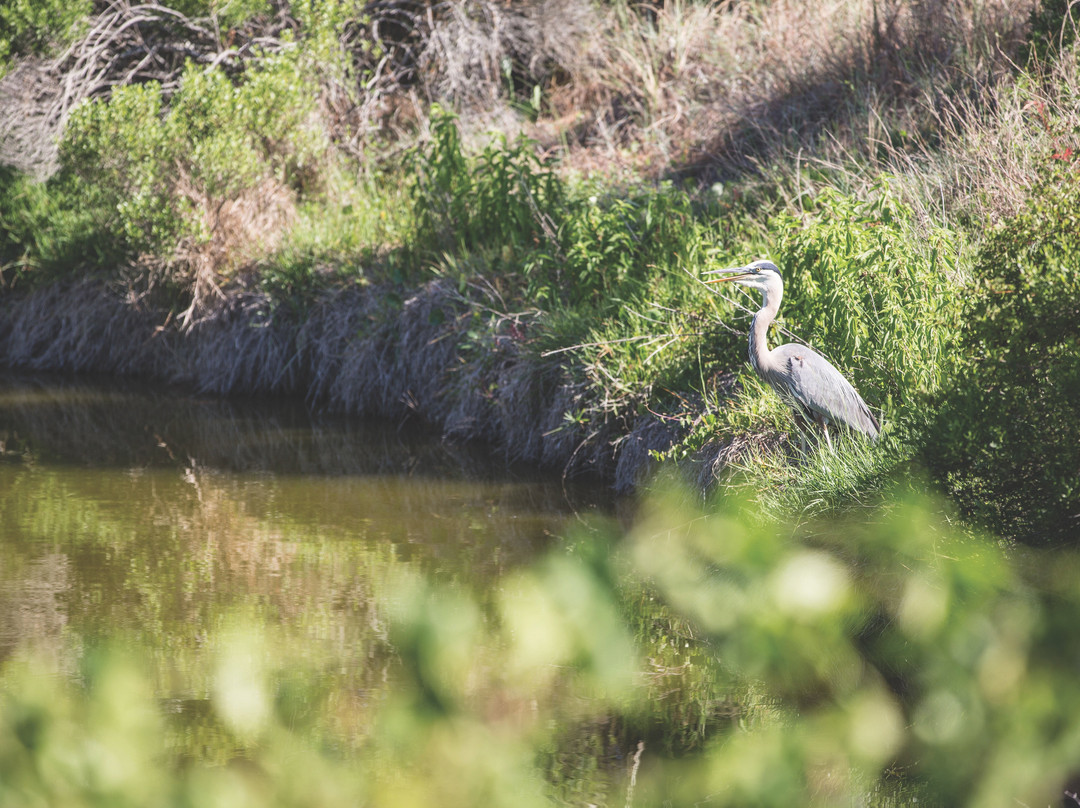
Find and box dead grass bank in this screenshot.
[0,280,677,491]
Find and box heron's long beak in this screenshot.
[702,267,752,284]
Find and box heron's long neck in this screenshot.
[749,289,780,376]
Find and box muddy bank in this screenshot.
[0,280,699,491]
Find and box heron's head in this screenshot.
[703,259,782,297]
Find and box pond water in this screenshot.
[0,372,617,757]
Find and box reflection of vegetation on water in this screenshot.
[6,377,1080,806]
[0,371,603,486]
[6,485,1080,806]
[0,375,633,803]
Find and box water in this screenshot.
[0,372,615,752]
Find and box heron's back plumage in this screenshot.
[768,344,880,440]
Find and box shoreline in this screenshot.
[0,279,697,491]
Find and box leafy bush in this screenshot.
[167,0,273,30]
[408,111,711,313]
[556,183,702,310]
[929,156,1080,543]
[408,108,566,261]
[57,44,326,307]
[628,489,1080,807]
[0,166,123,286]
[0,0,90,65]
[772,184,964,413]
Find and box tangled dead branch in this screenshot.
[331,0,598,150]
[0,0,294,176]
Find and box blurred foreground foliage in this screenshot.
[4,488,1080,807]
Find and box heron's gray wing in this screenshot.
[773,344,880,439]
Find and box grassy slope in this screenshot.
[0,0,1078,536]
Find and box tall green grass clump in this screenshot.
[929,154,1080,544]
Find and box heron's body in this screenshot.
[708,260,880,443]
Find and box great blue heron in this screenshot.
[705,259,880,448]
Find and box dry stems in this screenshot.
[556,0,1035,181]
[0,276,683,485]
[0,0,293,176]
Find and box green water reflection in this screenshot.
[0,372,613,759]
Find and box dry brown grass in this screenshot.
[335,0,601,151]
[173,175,298,327]
[880,41,1080,226]
[542,0,1035,181]
[0,279,169,375]
[356,0,1038,224]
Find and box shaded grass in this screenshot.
[0,165,125,287]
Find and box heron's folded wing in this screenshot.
[777,346,880,438]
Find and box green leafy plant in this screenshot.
[0,0,90,65]
[57,45,325,310]
[0,166,123,286]
[772,183,964,410]
[167,0,273,30]
[929,155,1080,543]
[407,107,565,263]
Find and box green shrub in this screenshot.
[408,112,715,315]
[57,44,325,292]
[0,166,122,286]
[929,156,1080,543]
[0,0,90,66]
[556,183,703,310]
[772,184,964,412]
[167,0,273,29]
[60,83,181,253]
[628,489,1080,807]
